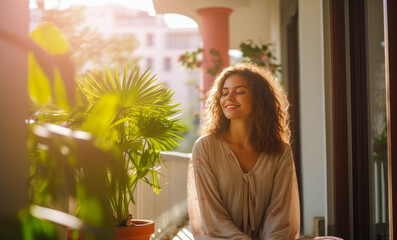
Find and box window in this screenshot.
[146,58,153,70]
[165,33,200,49]
[365,0,388,238]
[146,33,154,47]
[164,57,171,71]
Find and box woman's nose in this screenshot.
[226,92,234,100]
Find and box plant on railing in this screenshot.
[178,41,281,76]
[178,48,224,76]
[24,22,184,239]
[239,40,282,74]
[178,48,202,69]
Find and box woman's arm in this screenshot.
[260,146,300,240]
[188,138,251,240]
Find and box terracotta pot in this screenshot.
[67,220,155,240]
[115,220,154,240]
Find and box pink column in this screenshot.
[197,7,232,107]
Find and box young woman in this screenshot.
[188,62,300,239]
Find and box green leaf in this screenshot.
[112,117,133,126]
[19,209,56,240]
[122,64,128,91]
[151,170,161,194]
[106,67,118,93]
[77,185,104,225]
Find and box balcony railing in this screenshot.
[131,151,190,239]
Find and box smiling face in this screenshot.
[220,74,253,121]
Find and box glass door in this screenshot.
[365,0,389,239]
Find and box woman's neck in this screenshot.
[223,119,253,148]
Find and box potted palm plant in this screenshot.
[72,65,184,239]
[25,22,184,240]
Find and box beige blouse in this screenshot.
[188,134,300,239]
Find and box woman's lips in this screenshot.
[225,104,240,109]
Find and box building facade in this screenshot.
[30,4,202,152]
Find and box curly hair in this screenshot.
[200,62,291,155]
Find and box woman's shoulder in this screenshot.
[274,143,294,170]
[193,133,221,150]
[280,142,292,156]
[194,133,221,149]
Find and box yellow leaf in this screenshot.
[30,22,69,55]
[53,68,70,112]
[82,94,119,139]
[28,52,52,106]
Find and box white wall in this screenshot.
[298,0,327,237]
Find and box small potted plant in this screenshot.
[25,22,184,240]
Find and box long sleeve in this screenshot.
[187,138,251,240]
[260,146,300,239]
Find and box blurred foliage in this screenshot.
[178,40,281,76]
[24,22,184,239]
[28,22,71,111]
[178,48,202,69]
[239,40,282,74]
[178,48,224,76]
[19,208,56,240]
[37,4,140,73]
